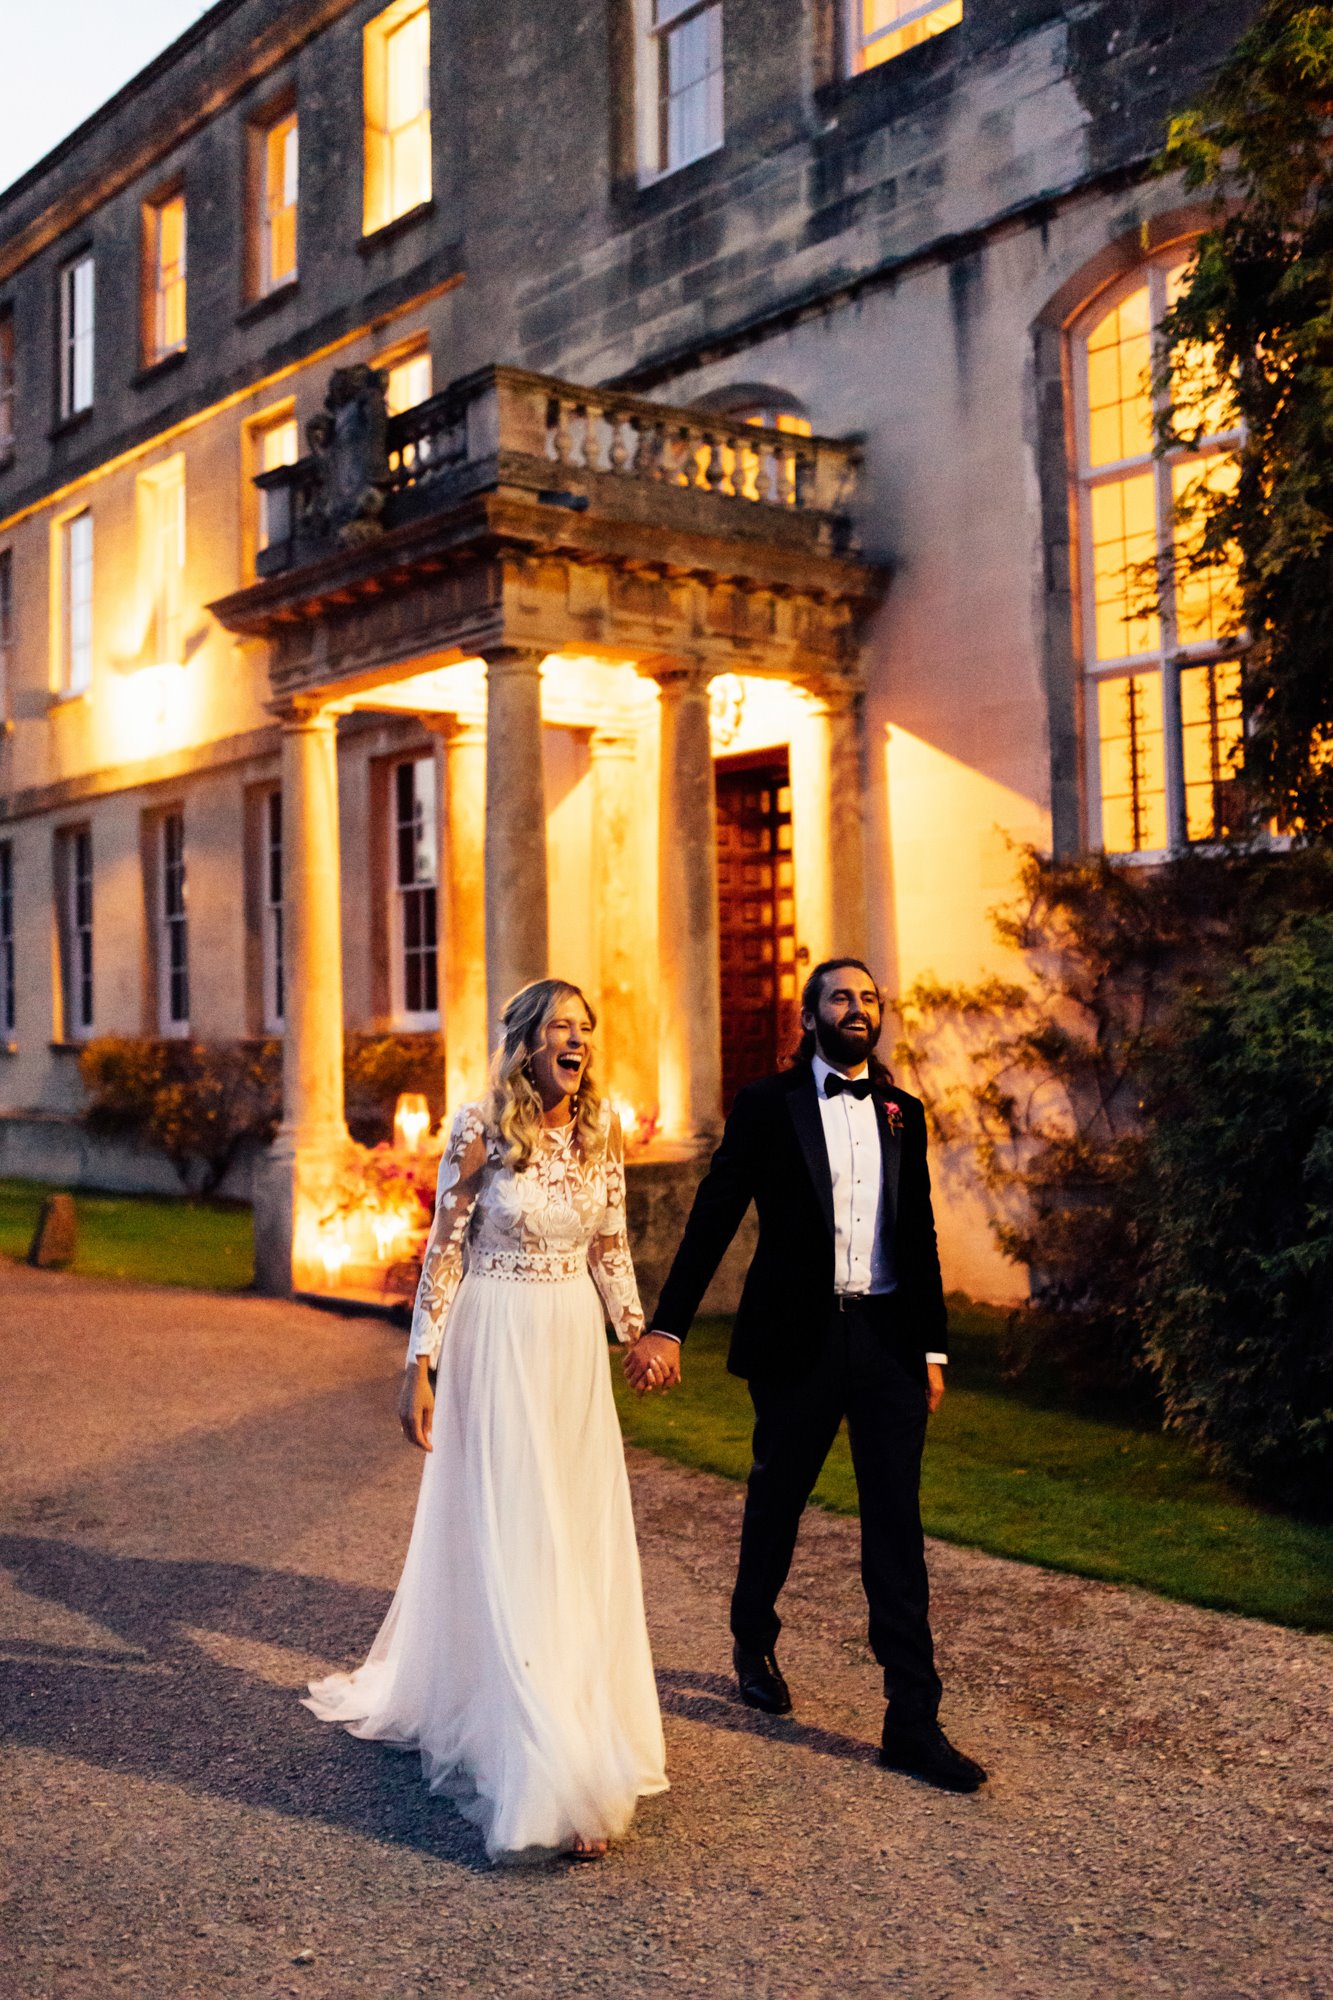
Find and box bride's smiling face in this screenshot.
[528,1002,593,1108]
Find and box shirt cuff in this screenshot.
[649,1329,682,1342]
[925,1352,947,1365]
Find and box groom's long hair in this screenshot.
[788,956,895,1091]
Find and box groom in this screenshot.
[625,958,986,1793]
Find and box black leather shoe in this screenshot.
[733,1643,793,1715]
[879,1716,987,1793]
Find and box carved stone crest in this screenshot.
[307,364,390,545]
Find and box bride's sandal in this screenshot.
[569,1835,608,1861]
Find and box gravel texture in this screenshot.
[1,1258,1330,2000]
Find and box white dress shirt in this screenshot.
[812,1053,948,1368]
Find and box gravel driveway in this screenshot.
[1,1260,1329,2000]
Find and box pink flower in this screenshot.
[882,1098,904,1136]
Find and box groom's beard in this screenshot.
[816,1015,882,1070]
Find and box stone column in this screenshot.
[442,719,489,1108]
[653,664,722,1147]
[793,684,867,968]
[253,705,348,1296]
[484,648,549,1035]
[589,728,649,1114]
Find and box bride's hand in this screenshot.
[399,1361,435,1451]
[623,1332,682,1396]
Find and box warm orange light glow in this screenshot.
[150,194,187,360]
[394,1091,432,1154]
[857,0,962,71]
[1097,672,1167,853]
[262,115,299,293]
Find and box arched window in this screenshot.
[1072,256,1243,855]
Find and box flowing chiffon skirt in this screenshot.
[302,1268,668,1859]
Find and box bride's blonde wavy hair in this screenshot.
[485,978,605,1170]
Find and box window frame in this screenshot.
[144,190,187,365]
[56,823,94,1042]
[0,839,14,1040]
[136,453,187,667]
[389,753,439,1029]
[844,0,963,76]
[363,0,433,236]
[0,310,14,461]
[0,547,12,728]
[157,808,190,1035]
[58,251,95,420]
[638,0,724,183]
[263,785,285,1033]
[56,507,94,697]
[1070,254,1245,860]
[255,107,299,297]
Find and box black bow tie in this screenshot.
[824,1073,873,1101]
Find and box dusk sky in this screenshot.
[2,1,213,193]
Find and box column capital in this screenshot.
[273,697,343,735]
[483,646,547,678]
[645,657,713,696]
[799,676,862,717]
[588,727,637,761]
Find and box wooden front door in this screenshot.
[715,752,799,1109]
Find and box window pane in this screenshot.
[1084,285,1152,468]
[386,350,432,415]
[1097,671,1167,853]
[663,4,722,171]
[257,418,299,550]
[0,315,13,457]
[263,117,299,290]
[859,0,962,70]
[1165,261,1234,441]
[1181,658,1244,842]
[64,512,94,692]
[1090,472,1160,661]
[1172,453,1241,647]
[154,196,187,356]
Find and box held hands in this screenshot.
[399,1358,435,1451]
[623,1331,682,1396]
[926,1361,946,1417]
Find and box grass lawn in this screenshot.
[611,1307,1333,1634]
[0,1179,254,1292]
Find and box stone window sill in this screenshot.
[132,349,188,391]
[238,279,300,327]
[48,408,93,443]
[49,1040,89,1053]
[358,200,435,256]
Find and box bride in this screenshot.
[303,978,669,1861]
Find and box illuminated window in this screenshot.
[363,2,432,235]
[0,549,11,726]
[137,455,186,666]
[58,510,93,695]
[385,346,432,415]
[645,0,723,178]
[259,113,299,294]
[0,840,13,1038]
[253,413,299,553]
[391,756,438,1025]
[1073,257,1243,854]
[263,787,284,1032]
[0,312,12,458]
[146,193,187,362]
[56,825,94,1040]
[59,254,95,418]
[848,0,962,73]
[158,809,189,1033]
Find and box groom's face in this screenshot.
[805,965,883,1071]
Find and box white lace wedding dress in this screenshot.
[302,1103,668,1860]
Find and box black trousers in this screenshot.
[729,1294,942,1723]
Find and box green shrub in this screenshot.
[1138,914,1333,1512]
[79,1039,281,1195]
[79,1032,446,1184]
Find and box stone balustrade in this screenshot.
[254,364,863,577]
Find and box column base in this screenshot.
[252,1125,353,1299]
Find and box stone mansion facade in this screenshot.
[0,0,1254,1300]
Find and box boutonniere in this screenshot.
[881,1097,904,1136]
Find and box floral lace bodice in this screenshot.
[406,1102,645,1366]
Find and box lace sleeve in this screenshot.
[587,1112,645,1346]
[406,1105,489,1368]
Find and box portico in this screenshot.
[211,363,884,1297]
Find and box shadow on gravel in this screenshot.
[0,1533,491,1871]
[656,1665,879,1765]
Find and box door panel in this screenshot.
[715,754,798,1108]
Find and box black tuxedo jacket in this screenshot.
[651,1064,948,1381]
